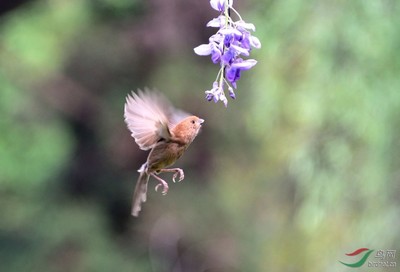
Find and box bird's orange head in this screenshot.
[171,116,204,145]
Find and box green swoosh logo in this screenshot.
[339,249,374,268]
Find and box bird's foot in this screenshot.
[159,168,185,183]
[172,169,184,183]
[154,181,169,195]
[152,173,169,195]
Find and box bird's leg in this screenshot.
[151,173,169,195]
[159,168,185,183]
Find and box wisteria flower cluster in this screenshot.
[194,0,261,106]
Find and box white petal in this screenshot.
[250,36,262,48]
[231,44,250,56]
[210,0,223,11]
[194,44,212,56]
[209,33,223,43]
[236,20,256,31]
[210,0,233,11]
[218,28,242,37]
[231,59,257,70]
[207,16,224,27]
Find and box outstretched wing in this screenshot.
[124,89,188,150]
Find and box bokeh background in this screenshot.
[1,0,399,271]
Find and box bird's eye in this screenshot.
[191,120,195,124]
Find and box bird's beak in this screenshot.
[199,119,205,125]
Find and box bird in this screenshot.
[124,89,204,217]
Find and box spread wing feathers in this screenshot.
[124,89,188,150]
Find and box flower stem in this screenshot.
[219,65,225,89]
[229,6,243,21]
[220,0,231,90]
[224,0,230,27]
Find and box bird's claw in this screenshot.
[155,181,169,195]
[172,169,185,183]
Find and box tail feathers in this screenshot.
[131,169,149,217]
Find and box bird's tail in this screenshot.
[131,163,149,217]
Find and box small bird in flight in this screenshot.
[124,89,204,216]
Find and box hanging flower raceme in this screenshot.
[194,0,261,106]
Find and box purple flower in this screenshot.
[219,28,243,40]
[210,0,233,12]
[226,66,241,87]
[205,81,228,107]
[228,86,235,99]
[224,34,232,47]
[194,42,222,64]
[222,47,235,64]
[194,0,261,106]
[225,59,257,87]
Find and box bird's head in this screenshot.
[171,116,204,144]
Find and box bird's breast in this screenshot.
[147,141,187,172]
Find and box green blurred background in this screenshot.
[0,0,399,271]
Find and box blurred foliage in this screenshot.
[0,0,399,271]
